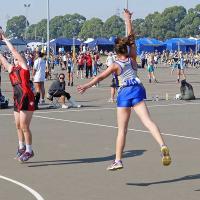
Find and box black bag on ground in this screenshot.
[180,80,195,100]
[0,94,9,109]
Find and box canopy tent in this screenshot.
[136,38,166,55]
[164,38,196,52]
[9,38,27,45]
[109,36,117,43]
[49,37,82,54]
[0,38,27,51]
[86,38,114,51]
[27,41,45,51]
[84,38,94,44]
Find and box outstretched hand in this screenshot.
[123,9,133,21]
[0,27,6,40]
[77,85,87,94]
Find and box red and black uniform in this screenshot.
[84,54,93,78]
[77,55,85,71]
[9,65,35,112]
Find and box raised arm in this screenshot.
[0,53,12,73]
[77,63,119,94]
[124,9,137,62]
[0,28,28,70]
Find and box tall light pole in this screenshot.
[47,0,50,60]
[125,0,129,36]
[24,3,31,40]
[126,0,129,10]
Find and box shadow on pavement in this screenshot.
[127,173,200,186]
[26,149,146,168]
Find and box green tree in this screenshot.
[133,18,146,38]
[26,24,37,40]
[160,6,187,39]
[103,15,125,37]
[79,18,104,39]
[50,16,64,38]
[6,15,27,39]
[62,13,86,38]
[179,5,200,37]
[143,12,161,38]
[33,19,47,42]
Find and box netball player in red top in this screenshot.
[0,29,34,162]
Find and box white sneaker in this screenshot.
[108,98,114,103]
[40,99,45,105]
[71,104,82,108]
[62,104,69,109]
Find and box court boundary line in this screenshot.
[33,115,200,141]
[0,101,200,116]
[0,175,44,200]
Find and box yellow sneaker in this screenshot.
[161,146,171,166]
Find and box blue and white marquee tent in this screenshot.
[164,38,196,52]
[86,38,115,51]
[49,38,82,54]
[136,38,166,55]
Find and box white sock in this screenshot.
[19,141,25,149]
[26,144,32,153]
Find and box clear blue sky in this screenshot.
[0,0,199,29]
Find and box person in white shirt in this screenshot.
[33,52,46,108]
[62,53,67,70]
[106,52,117,102]
[106,52,115,68]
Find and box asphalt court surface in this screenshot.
[0,67,200,200]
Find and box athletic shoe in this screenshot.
[108,98,115,103]
[107,160,123,171]
[40,99,45,105]
[18,151,34,162]
[161,146,171,166]
[15,146,26,159]
[62,104,69,109]
[154,79,159,83]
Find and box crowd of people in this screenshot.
[140,50,200,68]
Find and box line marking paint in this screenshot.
[1,102,200,116]
[33,115,200,141]
[0,175,44,200]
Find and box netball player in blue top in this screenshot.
[77,9,171,171]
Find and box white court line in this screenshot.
[33,115,200,141]
[29,102,200,114]
[0,113,13,116]
[1,102,200,116]
[0,175,44,200]
[21,102,200,115]
[148,102,200,108]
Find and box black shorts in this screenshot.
[49,90,71,100]
[13,85,35,112]
[67,67,72,73]
[78,65,84,70]
[63,61,67,67]
[110,78,119,88]
[14,95,35,112]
